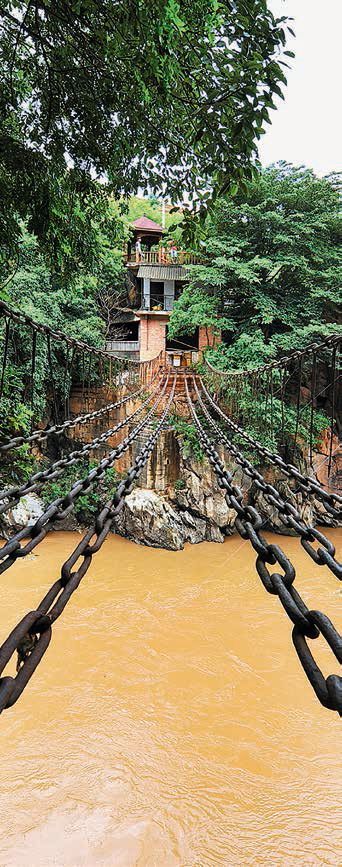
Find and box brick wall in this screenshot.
[139,314,168,361]
[68,384,138,474]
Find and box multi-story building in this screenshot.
[106,216,217,365]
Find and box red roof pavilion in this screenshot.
[132,216,164,233]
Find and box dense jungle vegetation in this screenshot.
[169,163,342,454]
[2,162,340,490]
[0,0,290,269]
[169,163,341,361]
[0,0,291,448]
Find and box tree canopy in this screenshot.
[0,0,291,267]
[169,163,342,367]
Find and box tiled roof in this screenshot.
[132,216,164,232]
[137,265,189,281]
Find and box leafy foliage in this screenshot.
[170,414,204,462]
[174,477,186,491]
[170,164,341,454]
[0,223,120,453]
[0,1,291,265]
[41,461,120,524]
[211,380,329,460]
[170,164,342,356]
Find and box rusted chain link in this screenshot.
[185,378,342,716]
[0,374,164,512]
[0,375,170,576]
[193,379,341,580]
[0,376,177,712]
[204,331,342,378]
[200,379,342,520]
[0,373,160,453]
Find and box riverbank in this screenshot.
[0,531,340,865]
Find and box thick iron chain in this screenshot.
[0,375,164,512]
[201,379,342,520]
[0,376,176,712]
[185,379,342,716]
[0,299,143,364]
[194,379,341,579]
[0,376,170,576]
[0,376,157,453]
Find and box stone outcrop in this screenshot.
[0,493,45,538]
[115,489,184,550]
[114,428,340,549]
[115,486,228,550]
[171,452,243,532]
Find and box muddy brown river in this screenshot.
[0,530,340,865]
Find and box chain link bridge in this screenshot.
[0,300,340,716]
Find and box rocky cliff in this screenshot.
[114,427,338,550]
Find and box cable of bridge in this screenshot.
[185,377,342,717]
[0,369,161,453]
[0,299,151,365]
[199,379,342,521]
[0,375,177,712]
[0,372,165,513]
[0,373,170,576]
[193,377,341,580]
[204,330,342,378]
[0,301,164,444]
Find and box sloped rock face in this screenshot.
[115,440,254,550]
[252,481,315,535]
[114,428,340,549]
[115,488,228,550]
[0,493,45,538]
[115,489,184,550]
[1,428,338,550]
[171,451,246,533]
[0,491,83,537]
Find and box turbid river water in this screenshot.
[0,530,340,866]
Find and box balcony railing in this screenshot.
[141,294,174,312]
[124,250,202,266]
[106,339,140,353]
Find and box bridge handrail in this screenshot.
[0,373,164,509]
[200,378,342,517]
[0,376,177,713]
[195,377,341,577]
[204,331,341,378]
[185,376,342,717]
[0,375,171,578]
[0,369,161,453]
[0,300,162,366]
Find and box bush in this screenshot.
[170,414,204,463]
[174,478,186,491]
[42,460,120,524]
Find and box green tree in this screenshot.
[169,163,342,365]
[0,1,291,266]
[0,219,127,463]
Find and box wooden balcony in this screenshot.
[124,250,202,266]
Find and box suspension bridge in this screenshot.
[0,300,340,717]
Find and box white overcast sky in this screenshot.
[259,0,341,175]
